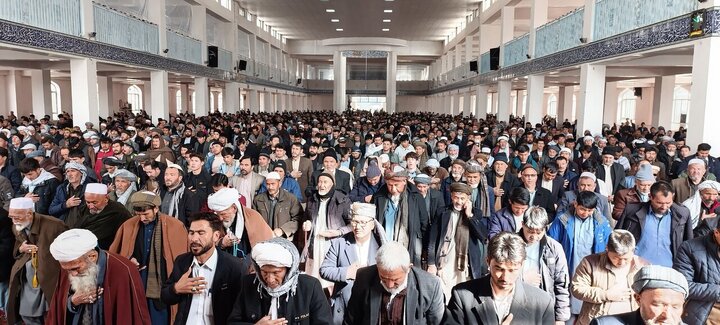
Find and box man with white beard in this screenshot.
[45,229,150,324]
[612,163,655,221]
[75,183,132,250]
[6,198,67,325]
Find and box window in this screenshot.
[127,85,142,113]
[175,89,182,114]
[218,0,231,10]
[618,89,636,123]
[672,87,691,130]
[547,94,558,118]
[50,81,61,119]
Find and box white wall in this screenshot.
[634,87,655,125]
[397,96,427,112]
[308,94,332,110]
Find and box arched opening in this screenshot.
[547,94,557,118]
[617,89,636,123]
[127,85,142,113]
[50,81,61,119]
[672,87,691,130]
[175,89,182,114]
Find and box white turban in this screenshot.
[85,183,108,195]
[683,180,720,229]
[699,180,720,192]
[351,202,377,219]
[9,197,34,211]
[580,172,597,182]
[208,187,242,212]
[252,241,293,268]
[50,229,98,262]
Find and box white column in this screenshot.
[444,95,452,115]
[194,77,209,116]
[454,47,462,68]
[386,52,397,114]
[500,6,515,67]
[528,0,548,58]
[463,92,471,116]
[526,75,545,125]
[147,0,166,56]
[30,70,52,118]
[5,71,19,116]
[476,85,489,118]
[191,6,207,64]
[333,51,347,113]
[652,75,676,129]
[302,95,308,111]
[577,64,606,136]
[79,0,94,37]
[688,38,720,156]
[558,86,574,123]
[497,81,512,121]
[277,93,285,112]
[180,84,189,113]
[603,82,619,125]
[97,76,112,118]
[248,89,259,113]
[224,82,239,113]
[150,71,168,121]
[70,58,99,127]
[264,91,273,113]
[143,81,152,114]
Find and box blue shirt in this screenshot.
[571,215,594,313]
[635,207,673,267]
[384,200,398,241]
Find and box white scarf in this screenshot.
[22,169,56,193]
[115,183,137,205]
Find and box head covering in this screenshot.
[20,143,36,151]
[208,187,242,212]
[166,162,185,174]
[480,147,491,154]
[49,229,98,262]
[583,135,594,143]
[25,150,43,159]
[351,146,361,153]
[601,147,616,156]
[9,197,34,211]
[493,153,509,164]
[414,174,431,185]
[366,163,382,179]
[265,172,282,181]
[323,149,338,162]
[560,147,572,154]
[450,182,472,195]
[448,144,459,151]
[580,172,597,182]
[114,169,137,182]
[548,145,561,153]
[425,159,440,169]
[689,158,706,167]
[85,183,108,195]
[386,166,408,179]
[251,237,301,302]
[351,202,376,219]
[632,265,688,297]
[272,160,287,173]
[102,156,125,167]
[497,135,509,142]
[129,190,161,208]
[699,180,720,193]
[318,172,335,184]
[635,164,655,182]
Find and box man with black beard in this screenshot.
[46,229,150,324]
[307,142,323,171]
[229,156,265,208]
[160,163,200,225]
[161,213,245,325]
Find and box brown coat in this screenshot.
[252,189,302,239]
[240,207,275,247]
[109,213,188,325]
[612,188,642,220]
[571,252,648,325]
[672,177,698,204]
[8,213,68,325]
[284,157,314,201]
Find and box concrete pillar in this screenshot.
[577,64,606,136]
[386,51,397,114]
[264,91,273,113]
[688,38,720,156]
[454,47,462,68]
[97,76,112,118]
[476,85,489,118]
[558,86,574,123]
[194,77,209,116]
[70,58,99,127]
[497,81,512,122]
[5,71,20,116]
[444,95,452,115]
[180,84,189,113]
[500,6,515,67]
[30,70,52,118]
[143,81,152,114]
[652,75,676,129]
[463,92,471,116]
[224,82,239,113]
[603,82,618,125]
[333,51,347,113]
[526,75,545,125]
[150,71,168,121]
[248,89,259,113]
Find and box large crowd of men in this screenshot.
[0,108,715,324]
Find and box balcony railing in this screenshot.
[593,0,697,41]
[93,4,159,54]
[218,48,233,71]
[166,30,202,64]
[0,0,81,36]
[503,33,529,67]
[535,8,584,58]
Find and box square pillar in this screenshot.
[224,82,239,113]
[248,89,259,113]
[652,75,675,129]
[70,59,99,127]
[577,64,606,136]
[333,51,347,113]
[688,38,720,156]
[30,70,52,118]
[264,91,273,113]
[180,84,189,113]
[558,86,574,123]
[528,0,548,57]
[97,76,112,118]
[386,52,397,114]
[500,7,515,67]
[150,70,169,122]
[463,92,471,117]
[603,82,619,125]
[194,77,209,116]
[526,75,545,125]
[497,81,512,122]
[475,85,489,118]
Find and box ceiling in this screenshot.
[240,0,481,41]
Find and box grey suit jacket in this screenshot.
[344,265,444,325]
[319,234,380,325]
[443,276,554,325]
[285,157,314,201]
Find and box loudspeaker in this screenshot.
[469,61,478,72]
[207,45,218,68]
[237,60,247,71]
[634,87,643,98]
[489,47,500,70]
[296,78,302,85]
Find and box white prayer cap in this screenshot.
[560,147,572,154]
[50,229,98,262]
[20,143,36,151]
[580,172,597,181]
[265,172,282,181]
[497,135,509,142]
[351,202,377,219]
[252,241,293,268]
[583,136,594,143]
[378,154,390,165]
[689,158,706,167]
[17,126,26,132]
[208,187,241,212]
[481,147,491,154]
[425,159,440,168]
[85,183,108,195]
[9,197,34,211]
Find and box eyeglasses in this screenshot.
[350,219,374,228]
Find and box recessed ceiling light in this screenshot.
[382,28,390,31]
[336,28,343,31]
[331,19,340,22]
[384,9,393,13]
[383,19,391,23]
[326,9,335,13]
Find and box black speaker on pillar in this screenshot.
[469,60,478,72]
[634,87,643,98]
[237,59,247,71]
[489,47,500,70]
[207,45,218,68]
[296,78,302,85]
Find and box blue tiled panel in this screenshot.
[481,52,491,73]
[93,4,159,54]
[594,0,698,41]
[503,34,529,67]
[0,0,81,36]
[166,30,202,64]
[535,8,584,58]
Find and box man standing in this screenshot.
[285,142,314,202]
[344,241,444,324]
[46,229,150,324]
[616,181,693,267]
[160,163,200,225]
[596,148,625,199]
[74,183,132,249]
[109,191,188,324]
[252,172,302,239]
[672,158,709,204]
[443,232,554,324]
[229,156,265,208]
[184,153,211,203]
[687,180,720,236]
[7,198,67,325]
[306,149,352,197]
[161,213,245,325]
[612,164,655,221]
[49,162,90,224]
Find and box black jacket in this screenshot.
[16,176,61,215]
[595,163,626,194]
[0,211,13,282]
[427,208,489,279]
[372,184,429,266]
[161,249,245,325]
[306,169,352,198]
[537,177,565,204]
[227,274,332,325]
[486,170,521,210]
[616,202,693,260]
[0,164,21,194]
[527,186,557,219]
